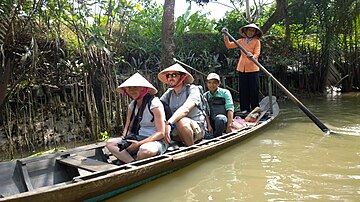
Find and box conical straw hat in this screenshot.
[239,23,263,38]
[158,63,194,84]
[116,73,158,95]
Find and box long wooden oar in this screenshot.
[222,29,332,135]
[173,58,239,94]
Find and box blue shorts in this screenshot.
[124,134,168,155]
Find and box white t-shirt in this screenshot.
[129,96,164,137]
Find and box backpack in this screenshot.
[148,97,173,122]
[129,94,172,135]
[170,84,209,117]
[188,85,210,117]
[129,93,153,135]
[204,91,227,120]
[148,84,209,122]
[127,94,173,136]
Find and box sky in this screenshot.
[154,0,234,20]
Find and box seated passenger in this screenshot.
[106,73,168,164]
[158,63,207,146]
[204,73,234,138]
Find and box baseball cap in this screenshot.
[207,73,220,82]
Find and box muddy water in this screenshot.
[107,93,360,202]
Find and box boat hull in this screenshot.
[0,100,279,202]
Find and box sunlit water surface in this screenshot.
[107,93,360,202]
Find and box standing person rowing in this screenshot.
[223,23,263,113]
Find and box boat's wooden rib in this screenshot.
[18,161,34,191]
[57,155,119,172]
[0,97,279,202]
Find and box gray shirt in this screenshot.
[160,84,206,123]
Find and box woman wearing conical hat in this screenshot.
[223,23,263,113]
[106,73,168,164]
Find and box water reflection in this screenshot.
[107,93,360,202]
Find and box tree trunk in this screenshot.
[245,0,251,22]
[161,0,175,68]
[284,0,290,47]
[261,0,287,34]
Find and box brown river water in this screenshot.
[106,92,360,202]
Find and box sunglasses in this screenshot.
[166,73,180,78]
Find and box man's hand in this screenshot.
[164,125,171,144]
[207,125,213,134]
[226,125,233,133]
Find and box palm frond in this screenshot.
[0,0,13,46]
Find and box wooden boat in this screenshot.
[0,96,279,202]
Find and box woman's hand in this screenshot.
[223,28,229,40]
[223,34,229,41]
[126,139,140,151]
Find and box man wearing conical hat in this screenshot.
[158,63,207,146]
[106,73,168,164]
[223,23,262,113]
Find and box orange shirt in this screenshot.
[224,37,261,72]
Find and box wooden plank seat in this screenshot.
[57,155,118,172]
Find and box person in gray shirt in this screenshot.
[158,63,206,146]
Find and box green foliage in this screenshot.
[125,1,221,73]
[100,131,110,141]
[304,0,358,91]
[28,147,66,157]
[175,7,216,36]
[128,2,163,38]
[216,10,248,39]
[125,2,163,66]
